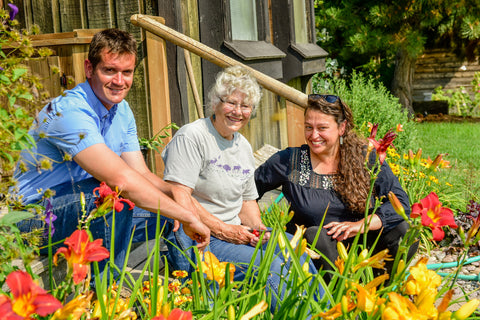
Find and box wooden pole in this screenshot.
[130,14,308,108]
[184,50,204,118]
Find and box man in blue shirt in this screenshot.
[14,29,209,268]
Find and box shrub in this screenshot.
[312,71,417,154]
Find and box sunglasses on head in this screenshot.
[309,94,340,104]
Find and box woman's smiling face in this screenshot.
[304,109,345,157]
[212,90,252,140]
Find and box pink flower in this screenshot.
[367,124,397,164]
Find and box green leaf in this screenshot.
[8,95,16,107]
[0,74,11,84]
[18,93,33,100]
[0,151,14,163]
[11,68,27,82]
[0,210,35,225]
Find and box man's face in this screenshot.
[85,49,136,110]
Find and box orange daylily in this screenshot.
[152,308,192,320]
[91,181,135,216]
[316,297,355,319]
[411,192,457,241]
[54,229,110,284]
[200,251,235,288]
[0,270,62,319]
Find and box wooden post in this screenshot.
[130,14,308,108]
[145,28,172,177]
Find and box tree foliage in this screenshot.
[314,0,480,110]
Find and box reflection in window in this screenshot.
[230,0,258,41]
[293,0,308,44]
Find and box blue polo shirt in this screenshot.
[14,81,140,203]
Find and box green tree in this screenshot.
[315,0,480,115]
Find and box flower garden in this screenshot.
[2,4,480,320]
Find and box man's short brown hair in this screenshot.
[88,28,137,70]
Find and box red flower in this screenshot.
[152,308,193,320]
[411,192,457,241]
[0,271,62,319]
[93,182,135,216]
[367,124,397,164]
[54,229,110,284]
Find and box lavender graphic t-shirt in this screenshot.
[162,118,258,225]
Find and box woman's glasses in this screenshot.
[219,97,253,115]
[308,94,346,119]
[309,94,340,104]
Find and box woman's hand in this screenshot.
[214,224,256,245]
[323,220,364,241]
[248,224,271,247]
[323,214,382,241]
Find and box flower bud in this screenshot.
[388,191,408,221]
[228,305,235,320]
[337,241,348,261]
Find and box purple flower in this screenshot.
[44,199,57,236]
[8,3,18,20]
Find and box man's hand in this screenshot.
[183,217,210,249]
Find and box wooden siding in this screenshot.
[10,0,323,156]
[413,49,480,102]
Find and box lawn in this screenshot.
[414,121,480,210]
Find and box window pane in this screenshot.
[293,0,308,43]
[230,0,258,41]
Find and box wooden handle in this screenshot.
[130,14,308,108]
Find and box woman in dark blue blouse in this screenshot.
[255,94,416,277]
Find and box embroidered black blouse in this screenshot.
[255,145,410,234]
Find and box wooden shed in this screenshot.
[413,49,480,114]
[7,0,328,175]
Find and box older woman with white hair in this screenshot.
[161,65,323,311]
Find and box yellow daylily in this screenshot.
[414,287,438,319]
[278,224,306,260]
[91,293,136,320]
[350,274,388,315]
[239,301,268,320]
[51,292,93,320]
[353,249,392,272]
[403,257,441,295]
[381,292,428,320]
[452,299,480,320]
[200,251,235,288]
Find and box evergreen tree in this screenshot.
[315,0,480,114]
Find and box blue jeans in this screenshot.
[164,224,324,313]
[18,177,159,270]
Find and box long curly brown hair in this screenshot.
[306,95,370,214]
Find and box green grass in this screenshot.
[414,121,480,209]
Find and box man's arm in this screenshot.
[73,143,210,248]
